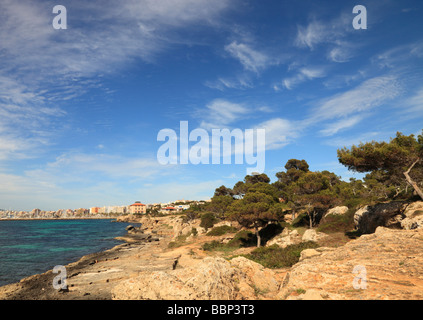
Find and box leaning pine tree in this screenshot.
[337,131,423,200]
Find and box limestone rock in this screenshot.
[324,206,349,217]
[401,201,423,230]
[299,249,321,261]
[111,257,240,300]
[302,229,328,242]
[213,221,233,228]
[230,257,279,293]
[281,227,423,300]
[196,227,207,235]
[267,229,301,248]
[111,256,281,300]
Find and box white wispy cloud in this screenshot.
[327,44,353,63]
[310,75,402,122]
[295,13,352,48]
[295,20,329,50]
[405,87,423,113]
[204,75,253,91]
[42,152,169,181]
[224,41,277,73]
[323,131,384,148]
[254,118,298,150]
[294,14,357,63]
[277,66,326,90]
[372,41,423,69]
[0,0,233,161]
[319,115,364,137]
[0,75,65,160]
[199,99,251,129]
[0,0,233,80]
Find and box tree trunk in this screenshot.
[254,225,261,248]
[305,203,313,229]
[404,159,423,201]
[309,212,313,229]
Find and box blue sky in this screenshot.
[0,0,422,211]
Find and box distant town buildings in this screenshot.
[0,199,209,219]
[129,201,147,214]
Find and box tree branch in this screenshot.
[403,158,423,200]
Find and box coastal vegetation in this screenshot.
[184,130,423,247]
[245,241,320,268]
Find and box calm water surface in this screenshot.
[0,219,133,286]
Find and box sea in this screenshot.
[0,219,134,287]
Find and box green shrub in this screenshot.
[291,212,308,228]
[202,240,226,251]
[317,208,355,234]
[245,241,319,268]
[206,225,238,236]
[227,230,257,248]
[201,229,256,252]
[168,234,189,248]
[200,212,218,230]
[191,227,198,236]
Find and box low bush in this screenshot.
[202,240,226,251]
[245,241,319,268]
[201,229,257,252]
[317,208,355,234]
[206,225,238,236]
[168,234,189,249]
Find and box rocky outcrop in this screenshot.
[117,215,208,239]
[266,228,301,248]
[266,228,328,248]
[111,256,281,300]
[354,202,405,234]
[280,227,423,300]
[112,257,239,300]
[354,201,423,234]
[230,257,280,294]
[401,201,423,230]
[301,229,328,242]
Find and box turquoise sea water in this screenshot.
[0,219,133,286]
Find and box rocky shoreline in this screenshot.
[0,212,422,300]
[0,216,175,300]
